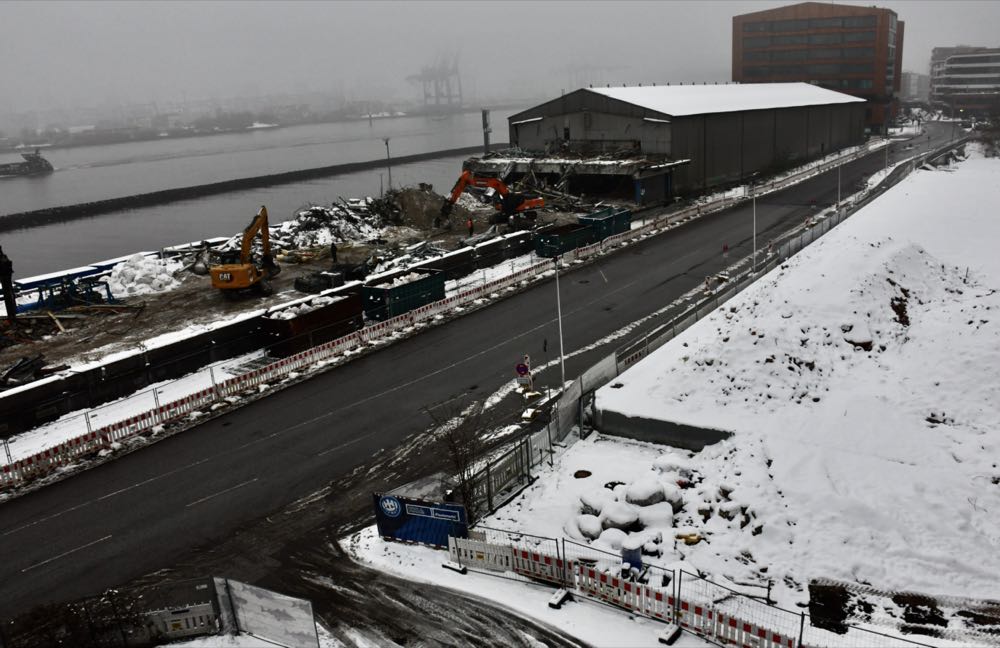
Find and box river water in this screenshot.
[0,110,517,276]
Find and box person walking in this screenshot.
[723,243,729,259]
[466,217,474,237]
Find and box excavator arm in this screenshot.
[239,206,270,265]
[440,170,512,219]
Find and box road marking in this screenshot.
[318,432,375,456]
[186,478,258,508]
[599,269,608,283]
[21,535,112,573]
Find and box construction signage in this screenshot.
[373,493,468,549]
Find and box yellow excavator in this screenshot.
[209,206,281,296]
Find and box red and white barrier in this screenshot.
[511,547,573,587]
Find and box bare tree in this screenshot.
[425,400,489,521]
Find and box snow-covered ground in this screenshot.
[346,525,711,648]
[593,147,1000,607]
[160,621,341,647]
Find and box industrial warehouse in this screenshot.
[467,82,866,203]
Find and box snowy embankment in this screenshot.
[593,147,1000,605]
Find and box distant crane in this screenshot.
[407,54,463,109]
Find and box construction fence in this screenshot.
[448,531,936,648]
[0,135,959,492]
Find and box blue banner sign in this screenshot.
[373,493,468,548]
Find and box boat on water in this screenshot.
[0,149,54,177]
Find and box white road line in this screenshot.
[21,535,112,573]
[318,432,376,456]
[599,269,609,283]
[185,478,258,508]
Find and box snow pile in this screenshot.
[372,271,427,288]
[104,254,183,297]
[592,149,1000,604]
[268,201,383,250]
[264,295,338,320]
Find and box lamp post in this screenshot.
[748,172,759,274]
[548,246,567,389]
[383,137,392,191]
[837,161,841,210]
[884,123,889,174]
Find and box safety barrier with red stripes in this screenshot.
[450,536,800,648]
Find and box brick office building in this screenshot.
[732,2,903,132]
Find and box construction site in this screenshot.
[0,82,873,436]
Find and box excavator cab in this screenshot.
[210,206,281,296]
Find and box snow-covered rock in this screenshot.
[596,528,628,551]
[600,501,640,531]
[578,488,615,516]
[575,514,603,540]
[624,477,665,506]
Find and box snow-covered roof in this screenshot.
[586,83,864,117]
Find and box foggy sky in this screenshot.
[2,0,998,114]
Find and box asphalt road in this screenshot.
[0,123,957,619]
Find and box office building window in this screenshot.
[843,48,875,59]
[808,17,843,29]
[772,34,809,46]
[743,36,771,49]
[843,15,877,28]
[843,31,876,43]
[743,21,770,32]
[771,18,810,31]
[809,33,842,45]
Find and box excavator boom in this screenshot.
[440,170,544,222]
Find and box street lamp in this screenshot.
[547,246,567,389]
[383,137,392,191]
[748,172,759,274]
[882,121,890,176]
[836,160,841,211]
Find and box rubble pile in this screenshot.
[104,254,183,297]
[392,186,473,230]
[369,241,450,275]
[268,200,385,251]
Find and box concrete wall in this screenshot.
[597,409,732,451]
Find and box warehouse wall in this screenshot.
[671,103,865,194]
[511,111,673,155]
[509,88,673,155]
[508,89,866,195]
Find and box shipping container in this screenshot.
[534,224,596,258]
[411,247,475,282]
[362,268,445,321]
[577,206,632,241]
[262,290,364,357]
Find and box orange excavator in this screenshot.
[439,170,544,228]
[210,205,281,296]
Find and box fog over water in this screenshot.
[3,1,997,114]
